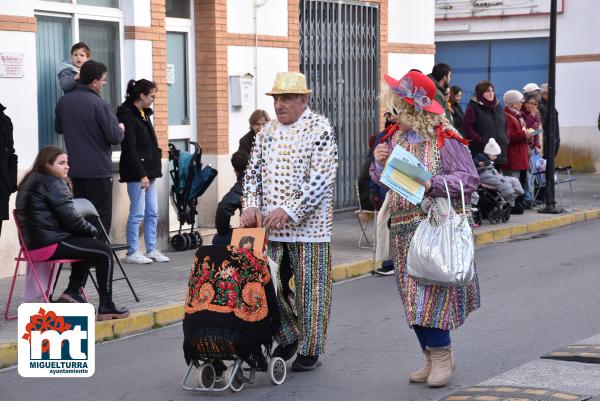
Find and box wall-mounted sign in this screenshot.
[166,64,175,85]
[0,52,24,78]
[435,0,564,19]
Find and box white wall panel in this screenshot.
[387,53,434,79]
[389,0,434,44]
[227,0,287,36]
[227,45,287,154]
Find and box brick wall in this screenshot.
[195,0,229,155]
[288,0,300,72]
[124,3,169,152]
[151,0,169,152]
[0,14,36,32]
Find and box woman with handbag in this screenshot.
[118,79,169,264]
[371,70,480,387]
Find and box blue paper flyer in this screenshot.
[380,145,432,205]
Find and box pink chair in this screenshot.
[4,210,83,320]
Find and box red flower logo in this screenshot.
[21,307,72,353]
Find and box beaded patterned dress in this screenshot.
[388,127,481,331]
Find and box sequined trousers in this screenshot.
[267,241,332,357]
[390,211,481,331]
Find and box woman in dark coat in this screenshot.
[463,80,509,166]
[16,145,129,319]
[238,109,270,155]
[449,86,464,134]
[0,102,18,236]
[118,79,168,264]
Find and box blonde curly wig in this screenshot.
[381,86,449,140]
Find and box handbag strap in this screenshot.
[441,177,452,210]
[441,177,467,215]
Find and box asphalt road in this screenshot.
[1,220,600,401]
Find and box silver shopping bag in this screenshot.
[407,179,475,286]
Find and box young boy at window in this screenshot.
[57,42,91,93]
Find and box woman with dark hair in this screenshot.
[118,79,169,264]
[238,236,255,250]
[238,109,270,155]
[463,80,509,166]
[16,145,129,319]
[521,91,542,155]
[449,86,464,134]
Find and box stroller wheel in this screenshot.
[197,363,216,389]
[268,357,286,385]
[189,233,199,249]
[171,234,188,251]
[226,364,245,392]
[502,208,511,222]
[194,231,203,247]
[488,210,500,225]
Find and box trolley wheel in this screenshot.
[193,231,203,247]
[268,357,286,385]
[171,234,187,251]
[197,363,216,389]
[226,365,245,392]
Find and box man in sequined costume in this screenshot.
[241,72,338,371]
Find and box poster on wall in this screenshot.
[166,64,175,85]
[0,52,24,78]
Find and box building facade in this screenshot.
[435,0,600,172]
[0,0,437,277]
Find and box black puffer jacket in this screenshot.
[16,172,97,249]
[117,101,162,182]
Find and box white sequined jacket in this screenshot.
[243,107,338,242]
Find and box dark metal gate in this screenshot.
[300,0,379,209]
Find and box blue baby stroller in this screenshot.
[168,142,218,251]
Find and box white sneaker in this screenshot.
[146,249,170,263]
[124,251,153,264]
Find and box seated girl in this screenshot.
[15,145,129,320]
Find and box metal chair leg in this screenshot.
[113,252,140,302]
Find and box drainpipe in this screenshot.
[254,0,268,106]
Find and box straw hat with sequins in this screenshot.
[266,72,312,96]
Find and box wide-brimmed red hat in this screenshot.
[384,70,444,115]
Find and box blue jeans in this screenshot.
[413,325,451,350]
[126,179,158,254]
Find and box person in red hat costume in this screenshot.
[371,70,481,387]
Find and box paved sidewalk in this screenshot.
[1,173,599,367]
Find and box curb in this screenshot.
[2,208,599,368]
[0,304,184,369]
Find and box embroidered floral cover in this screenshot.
[183,245,279,364]
[185,245,271,322]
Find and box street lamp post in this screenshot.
[539,0,562,214]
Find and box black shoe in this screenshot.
[272,341,298,361]
[374,263,394,276]
[96,303,130,321]
[58,289,86,303]
[291,354,321,371]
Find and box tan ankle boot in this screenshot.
[426,346,455,387]
[408,350,432,383]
